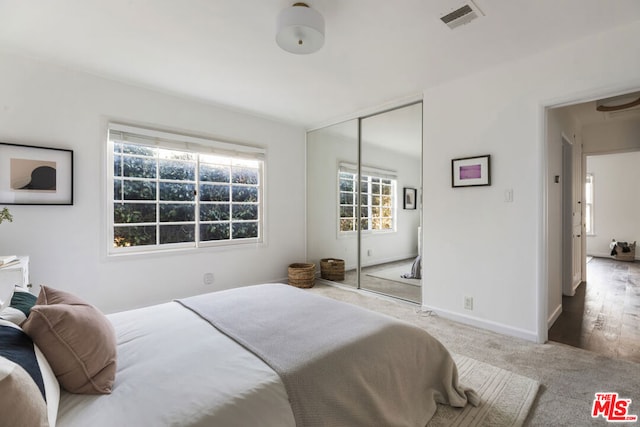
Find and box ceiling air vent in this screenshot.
[440,1,484,29]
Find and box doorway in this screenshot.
[546,95,640,362]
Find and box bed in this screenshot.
[1,283,478,427]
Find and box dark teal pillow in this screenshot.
[10,290,37,317]
[0,324,46,399]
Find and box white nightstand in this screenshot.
[0,256,30,307]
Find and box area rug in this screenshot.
[428,354,539,427]
[365,264,421,286]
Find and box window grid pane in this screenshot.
[338,172,396,233]
[110,130,263,251]
[338,172,357,232]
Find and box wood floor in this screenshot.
[548,257,640,363]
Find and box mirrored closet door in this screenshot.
[359,103,422,302]
[307,118,359,288]
[307,102,423,303]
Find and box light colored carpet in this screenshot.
[428,354,539,426]
[366,264,421,286]
[308,281,640,426]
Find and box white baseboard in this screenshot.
[588,252,639,261]
[572,280,582,294]
[421,304,538,342]
[588,251,612,259]
[548,304,562,328]
[360,253,418,269]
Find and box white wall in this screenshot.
[421,20,640,342]
[586,151,640,258]
[307,121,358,270]
[361,143,422,266]
[583,120,640,154]
[307,123,421,271]
[0,51,306,313]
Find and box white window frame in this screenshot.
[107,123,265,256]
[585,172,594,236]
[338,163,397,235]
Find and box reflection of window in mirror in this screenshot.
[338,163,397,234]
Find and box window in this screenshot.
[338,164,396,233]
[585,172,594,235]
[107,124,264,254]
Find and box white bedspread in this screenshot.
[180,284,478,426]
[56,301,295,427]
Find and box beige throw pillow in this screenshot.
[0,355,49,427]
[22,286,117,394]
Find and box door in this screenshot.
[359,102,423,303]
[562,135,582,296]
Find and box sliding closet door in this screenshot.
[358,103,423,303]
[307,119,359,288]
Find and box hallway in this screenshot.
[549,257,640,363]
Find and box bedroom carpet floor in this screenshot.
[336,259,421,303]
[309,281,640,426]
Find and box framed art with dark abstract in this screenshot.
[0,142,73,205]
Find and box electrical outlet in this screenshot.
[464,296,474,310]
[367,249,373,256]
[203,272,215,285]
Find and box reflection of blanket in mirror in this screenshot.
[402,255,422,279]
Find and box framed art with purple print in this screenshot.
[451,155,490,188]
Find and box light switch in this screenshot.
[504,189,513,202]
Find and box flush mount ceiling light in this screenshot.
[276,2,325,55]
[596,93,640,112]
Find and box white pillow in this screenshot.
[0,306,26,324]
[0,286,33,325]
[0,319,60,427]
[35,343,60,427]
[0,282,13,310]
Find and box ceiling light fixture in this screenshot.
[596,93,640,112]
[276,2,325,55]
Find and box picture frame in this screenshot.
[0,142,74,205]
[403,187,417,210]
[451,155,491,188]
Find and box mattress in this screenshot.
[56,284,476,426]
[57,300,296,427]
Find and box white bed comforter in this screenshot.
[56,301,296,427]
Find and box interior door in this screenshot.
[571,205,582,288]
[571,143,583,289]
[562,136,582,296]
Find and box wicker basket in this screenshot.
[288,263,316,288]
[320,258,345,281]
[613,241,636,262]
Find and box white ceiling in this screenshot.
[1,0,640,128]
[561,91,640,127]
